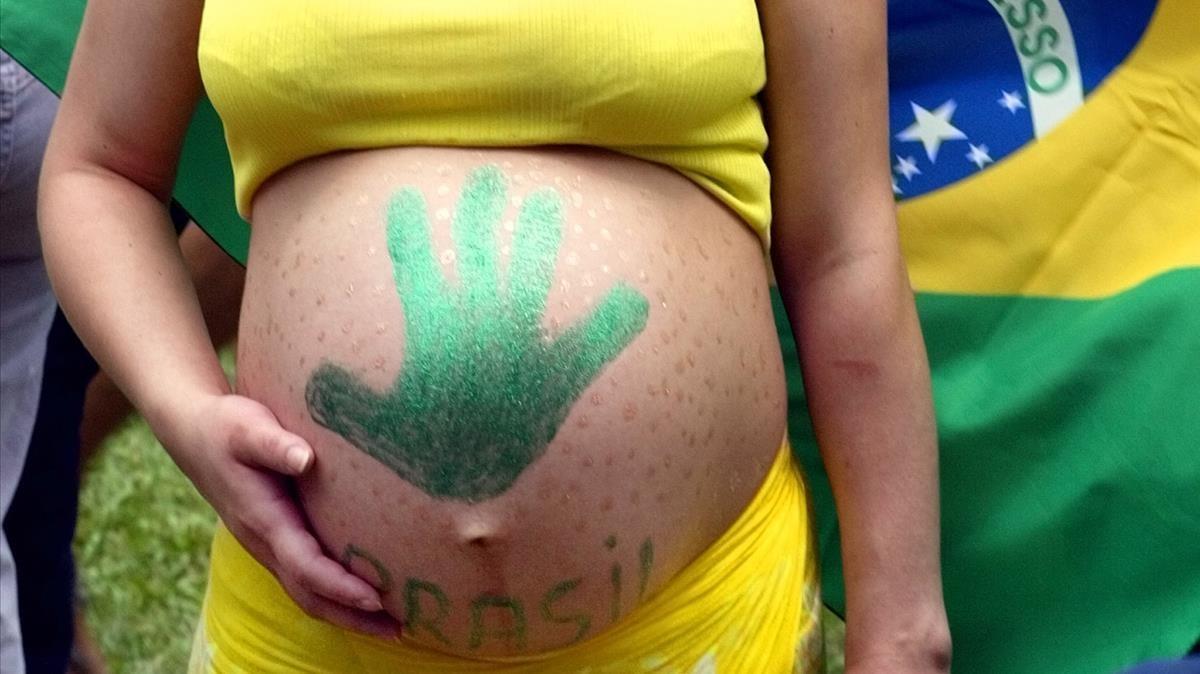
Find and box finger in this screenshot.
[286,586,402,639]
[549,282,649,388]
[265,511,384,610]
[508,187,563,319]
[227,409,315,477]
[218,471,304,574]
[219,468,384,612]
[453,165,504,311]
[386,187,453,333]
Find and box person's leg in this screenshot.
[178,218,246,351]
[0,50,61,674]
[77,371,131,468]
[6,310,95,674]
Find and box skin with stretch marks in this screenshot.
[306,165,650,501]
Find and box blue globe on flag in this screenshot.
[887,0,1157,199]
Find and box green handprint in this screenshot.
[305,166,650,501]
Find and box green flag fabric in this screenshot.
[3,1,1197,673]
[0,0,250,262]
[793,2,1200,672]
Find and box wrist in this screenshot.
[845,600,951,672]
[141,383,228,457]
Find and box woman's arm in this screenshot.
[758,1,951,671]
[39,0,395,635]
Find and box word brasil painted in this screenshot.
[343,536,656,651]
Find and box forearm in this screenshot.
[758,0,949,665]
[39,164,230,438]
[775,245,947,660]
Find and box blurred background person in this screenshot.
[1,48,244,674]
[1,48,61,674]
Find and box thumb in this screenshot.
[229,403,315,476]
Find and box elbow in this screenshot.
[40,117,177,217]
[771,212,905,294]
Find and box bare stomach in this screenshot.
[237,147,787,656]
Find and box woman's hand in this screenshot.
[169,393,402,638]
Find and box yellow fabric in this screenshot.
[898,0,1200,299]
[189,442,822,673]
[196,0,771,244]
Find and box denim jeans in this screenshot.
[0,49,60,674]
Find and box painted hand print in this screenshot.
[306,166,649,501]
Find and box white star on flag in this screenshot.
[998,90,1026,114]
[894,155,922,181]
[892,178,903,195]
[966,143,993,169]
[896,100,968,163]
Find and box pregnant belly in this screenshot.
[236,147,787,656]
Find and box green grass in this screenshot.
[76,412,846,673]
[75,413,216,674]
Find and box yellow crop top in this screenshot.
[197,0,771,242]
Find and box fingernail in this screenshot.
[357,597,382,612]
[286,446,312,473]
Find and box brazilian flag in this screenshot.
[781,1,1200,672]
[3,1,1197,672]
